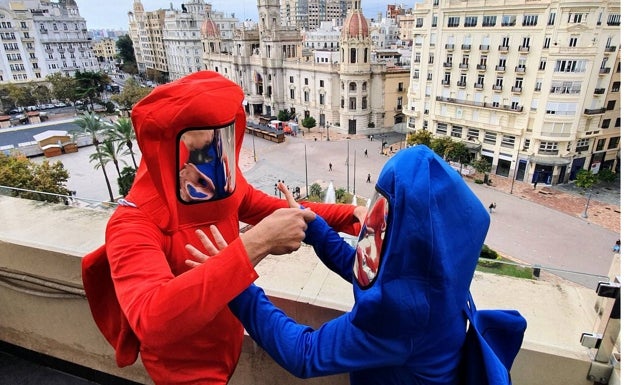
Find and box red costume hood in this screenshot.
[127,71,246,233]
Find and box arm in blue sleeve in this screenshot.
[230,284,411,378]
[304,215,356,282]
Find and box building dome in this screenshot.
[200,17,220,38]
[341,11,369,39]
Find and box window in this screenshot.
[349,97,356,110]
[362,96,367,109]
[514,78,523,88]
[539,57,547,70]
[596,139,606,151]
[350,48,356,63]
[606,100,616,110]
[290,89,295,99]
[539,141,558,154]
[304,91,309,102]
[432,16,438,27]
[502,135,515,148]
[436,123,448,135]
[502,15,516,26]
[304,78,308,85]
[448,16,460,27]
[484,131,497,144]
[451,126,462,138]
[548,12,556,26]
[319,93,325,105]
[611,81,620,92]
[477,74,484,85]
[569,13,584,23]
[554,59,586,73]
[465,16,477,27]
[468,128,479,139]
[601,119,611,129]
[523,15,538,26]
[289,76,294,83]
[416,17,424,28]
[349,82,357,91]
[320,80,324,87]
[501,36,509,48]
[575,138,590,152]
[607,137,620,149]
[495,77,503,86]
[569,37,577,47]
[607,14,620,26]
[483,15,497,26]
[543,37,551,48]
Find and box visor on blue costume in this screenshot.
[177,124,236,202]
[353,192,388,288]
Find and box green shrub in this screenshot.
[478,244,501,268]
[474,179,484,184]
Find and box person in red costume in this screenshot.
[81,71,365,385]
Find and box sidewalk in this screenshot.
[476,175,620,234]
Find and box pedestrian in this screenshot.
[364,149,368,157]
[81,71,366,385]
[192,146,522,385]
[329,162,333,171]
[366,173,371,183]
[613,240,620,253]
[489,202,496,213]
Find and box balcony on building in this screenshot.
[476,64,486,71]
[441,79,450,86]
[599,67,611,75]
[518,45,530,53]
[605,45,617,52]
[492,84,503,92]
[474,82,484,89]
[0,195,620,385]
[457,81,467,88]
[443,62,452,68]
[594,88,606,95]
[479,44,489,51]
[445,43,454,50]
[496,65,506,72]
[498,45,509,52]
[584,108,606,115]
[515,66,526,74]
[512,86,523,94]
[461,44,471,51]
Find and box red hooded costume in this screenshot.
[82,71,361,384]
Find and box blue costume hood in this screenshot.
[351,145,490,337]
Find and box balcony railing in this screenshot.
[457,81,467,87]
[461,44,471,50]
[445,44,455,50]
[495,65,506,72]
[441,79,450,86]
[512,86,523,93]
[479,44,489,51]
[492,85,503,91]
[515,66,526,73]
[474,83,484,89]
[599,67,611,74]
[498,45,509,52]
[594,88,606,95]
[518,46,530,53]
[459,63,468,69]
[476,64,486,71]
[605,46,617,52]
[435,95,523,112]
[584,108,606,115]
[443,62,453,68]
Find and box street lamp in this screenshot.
[581,191,592,218]
[326,122,330,141]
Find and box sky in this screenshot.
[74,0,389,30]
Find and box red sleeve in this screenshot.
[105,208,257,348]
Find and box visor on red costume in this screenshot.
[177,124,236,202]
[353,192,388,288]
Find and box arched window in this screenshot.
[349,82,357,91]
[350,48,357,63]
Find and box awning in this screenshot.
[462,140,482,150]
[529,155,572,166]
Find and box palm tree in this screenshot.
[74,112,115,202]
[93,139,127,178]
[106,117,138,169]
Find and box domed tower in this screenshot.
[201,14,221,54]
[339,0,372,135]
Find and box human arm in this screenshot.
[229,284,411,378]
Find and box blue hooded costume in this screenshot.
[229,145,491,384]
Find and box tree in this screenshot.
[74,70,111,109]
[406,129,432,147]
[471,158,492,184]
[0,153,70,203]
[429,136,454,159]
[106,117,138,169]
[46,72,78,104]
[309,182,322,198]
[117,166,137,197]
[116,34,138,74]
[91,139,126,178]
[301,116,317,132]
[111,78,151,111]
[445,141,470,165]
[575,169,598,218]
[74,112,115,202]
[277,109,290,122]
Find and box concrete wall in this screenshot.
[0,196,616,385]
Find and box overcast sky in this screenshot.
[74,1,388,30]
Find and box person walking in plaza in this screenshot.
[489,202,496,213]
[366,173,371,183]
[329,162,333,171]
[364,149,368,157]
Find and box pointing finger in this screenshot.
[278,182,299,209]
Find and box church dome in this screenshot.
[200,17,220,38]
[341,11,369,39]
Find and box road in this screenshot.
[13,122,619,288]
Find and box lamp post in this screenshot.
[326,122,330,141]
[581,191,592,218]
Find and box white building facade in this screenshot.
[405,0,621,184]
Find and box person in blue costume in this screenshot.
[187,145,491,385]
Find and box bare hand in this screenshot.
[185,225,227,268]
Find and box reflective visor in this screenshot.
[177,124,236,203]
[353,192,389,287]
